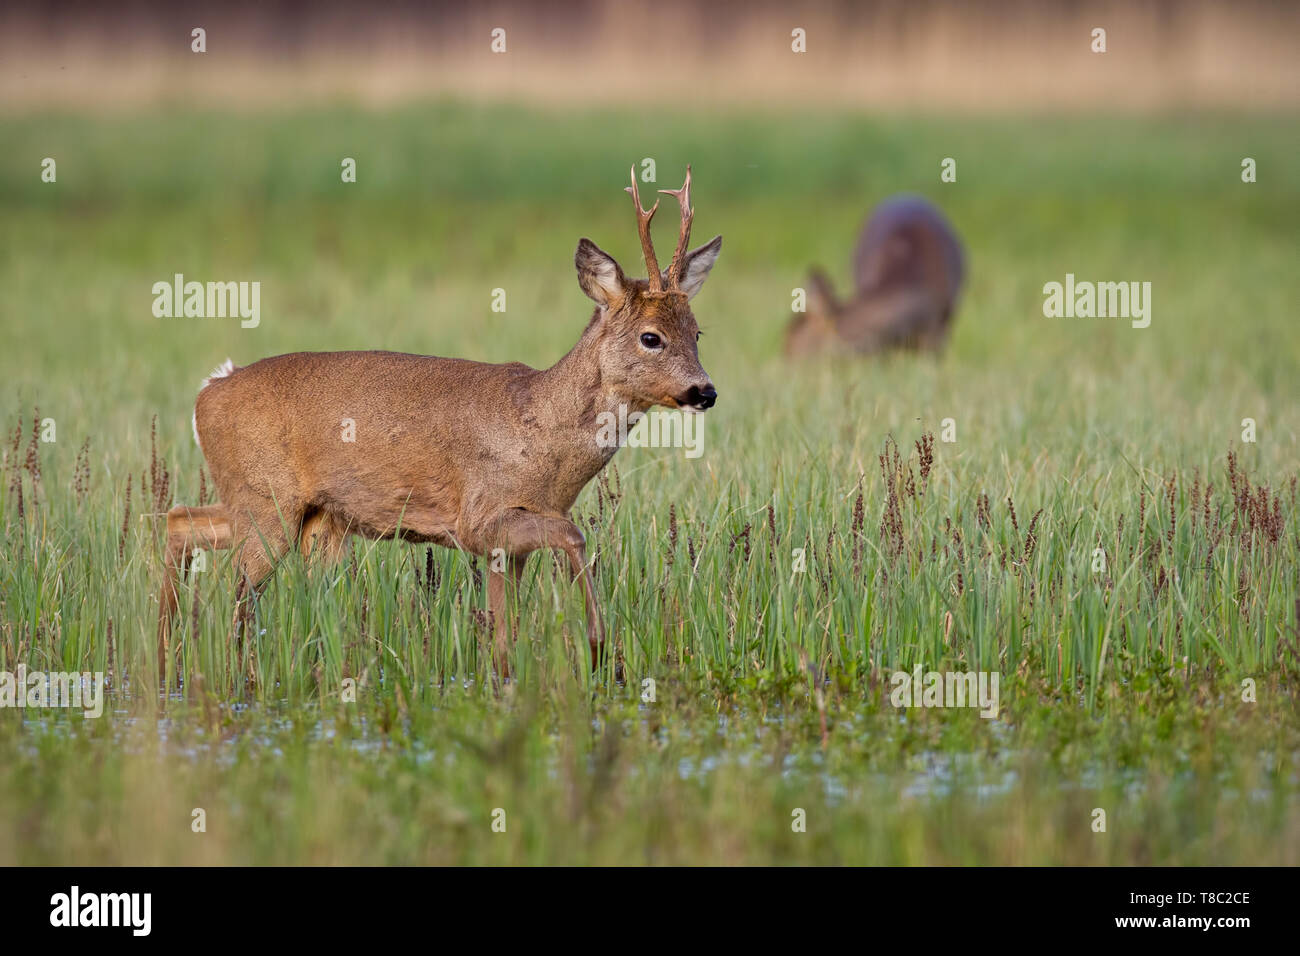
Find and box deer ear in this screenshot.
[575,238,626,307]
[806,268,838,318]
[665,236,722,300]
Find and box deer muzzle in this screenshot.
[680,383,718,412]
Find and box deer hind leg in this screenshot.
[485,509,608,675]
[157,504,233,674]
[299,509,353,567]
[227,503,299,663]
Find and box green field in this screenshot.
[1,104,1297,864]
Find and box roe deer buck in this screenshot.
[785,194,964,356]
[157,166,721,678]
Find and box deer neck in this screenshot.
[531,317,651,473]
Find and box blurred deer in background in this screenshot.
[785,195,965,356]
[158,166,722,680]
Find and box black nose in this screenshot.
[683,384,717,409]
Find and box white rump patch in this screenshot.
[200,358,235,390]
[193,358,235,448]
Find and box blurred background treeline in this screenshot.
[2,0,1298,114]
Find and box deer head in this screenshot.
[784,268,841,356]
[785,196,966,357]
[574,166,722,412]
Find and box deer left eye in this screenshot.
[640,333,663,349]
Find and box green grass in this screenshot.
[1,103,1298,864]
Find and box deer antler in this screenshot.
[625,166,662,292]
[659,165,694,291]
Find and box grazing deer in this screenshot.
[785,194,965,356]
[158,167,721,678]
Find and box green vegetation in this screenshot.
[1,105,1297,863]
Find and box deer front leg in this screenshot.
[566,544,607,672]
[487,554,526,679]
[486,509,607,673]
